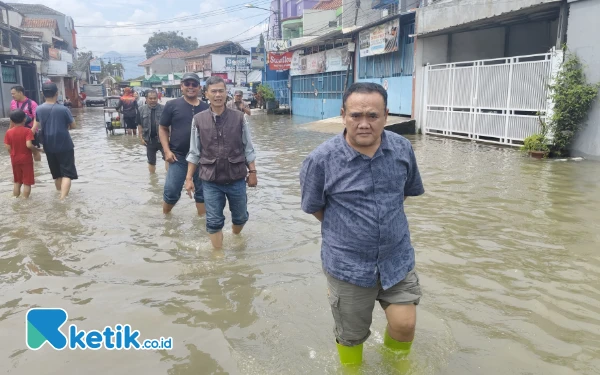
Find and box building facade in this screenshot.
[138,48,187,77]
[184,42,256,84]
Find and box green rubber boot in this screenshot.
[383,330,412,355]
[336,342,363,366]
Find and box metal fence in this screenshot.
[422,49,563,146]
[262,80,289,107]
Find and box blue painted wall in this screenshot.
[357,76,412,115]
[292,97,343,119]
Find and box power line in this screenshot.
[75,0,271,28]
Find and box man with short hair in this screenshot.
[32,82,78,200]
[137,90,165,174]
[299,82,425,366]
[185,76,257,249]
[159,72,209,214]
[227,90,251,115]
[10,86,37,129]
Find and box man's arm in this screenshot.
[299,155,326,223]
[243,103,251,116]
[184,118,201,198]
[312,209,324,222]
[241,118,257,186]
[4,144,10,151]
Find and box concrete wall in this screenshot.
[2,9,23,29]
[451,27,505,62]
[303,9,336,36]
[508,20,558,56]
[417,0,561,35]
[23,13,75,54]
[569,0,600,160]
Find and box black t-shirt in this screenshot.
[159,97,209,156]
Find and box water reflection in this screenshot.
[0,108,599,374]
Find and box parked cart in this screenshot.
[103,96,124,135]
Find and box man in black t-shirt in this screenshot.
[159,72,209,214]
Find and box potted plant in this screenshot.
[521,116,550,159]
[258,84,277,110]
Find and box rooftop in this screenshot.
[6,3,64,16]
[138,48,188,66]
[314,0,343,11]
[21,17,59,30]
[185,41,248,59]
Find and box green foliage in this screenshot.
[548,52,600,156]
[521,116,550,153]
[258,84,275,101]
[258,34,265,48]
[143,31,199,58]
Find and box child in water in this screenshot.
[3,109,41,198]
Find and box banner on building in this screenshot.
[90,59,102,73]
[359,18,399,57]
[49,48,60,60]
[225,56,249,70]
[290,46,350,76]
[266,39,291,52]
[251,47,265,69]
[268,52,293,71]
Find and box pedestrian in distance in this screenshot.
[185,76,257,249]
[226,90,251,116]
[299,82,425,367]
[32,82,79,200]
[3,109,41,198]
[159,72,209,215]
[116,88,139,136]
[137,90,166,174]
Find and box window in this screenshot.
[2,65,17,83]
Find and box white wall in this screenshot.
[2,10,24,28]
[568,0,600,160]
[303,9,336,36]
[211,54,250,73]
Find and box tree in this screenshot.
[143,31,199,58]
[258,34,265,48]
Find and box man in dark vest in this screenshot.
[185,76,257,249]
[137,90,165,174]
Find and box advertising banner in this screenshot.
[49,48,60,60]
[268,52,293,71]
[251,47,265,69]
[89,59,102,73]
[290,46,350,76]
[266,39,291,52]
[359,18,399,57]
[225,56,249,70]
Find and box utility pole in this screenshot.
[276,0,282,39]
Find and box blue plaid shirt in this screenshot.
[300,130,424,290]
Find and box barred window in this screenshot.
[2,65,17,84]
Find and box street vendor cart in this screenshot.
[104,95,124,135]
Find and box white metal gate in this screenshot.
[422,49,563,146]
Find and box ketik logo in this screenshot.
[268,52,293,71]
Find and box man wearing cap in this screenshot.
[159,72,209,214]
[226,90,251,116]
[32,82,78,200]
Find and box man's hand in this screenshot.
[247,173,257,187]
[184,177,195,199]
[140,138,147,146]
[165,150,178,163]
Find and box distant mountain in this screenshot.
[101,51,146,80]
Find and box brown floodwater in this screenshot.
[0,107,599,375]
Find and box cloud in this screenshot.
[13,0,268,60]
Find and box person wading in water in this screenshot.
[185,76,257,249]
[300,82,425,367]
[159,72,209,215]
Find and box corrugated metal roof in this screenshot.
[138,48,188,66]
[21,18,58,29]
[6,3,63,16]
[185,41,246,59]
[314,0,343,11]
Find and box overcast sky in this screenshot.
[11,0,270,60]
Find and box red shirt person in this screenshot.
[3,109,39,198]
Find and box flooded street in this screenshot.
[1,107,599,375]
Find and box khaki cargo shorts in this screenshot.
[325,268,422,347]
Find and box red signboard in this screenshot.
[268,52,293,71]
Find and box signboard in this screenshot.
[268,52,293,71]
[359,18,399,57]
[49,48,60,60]
[290,46,350,76]
[266,39,291,52]
[90,59,102,73]
[251,47,265,69]
[225,56,249,70]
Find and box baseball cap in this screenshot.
[181,72,201,84]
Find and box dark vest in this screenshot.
[195,107,246,184]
